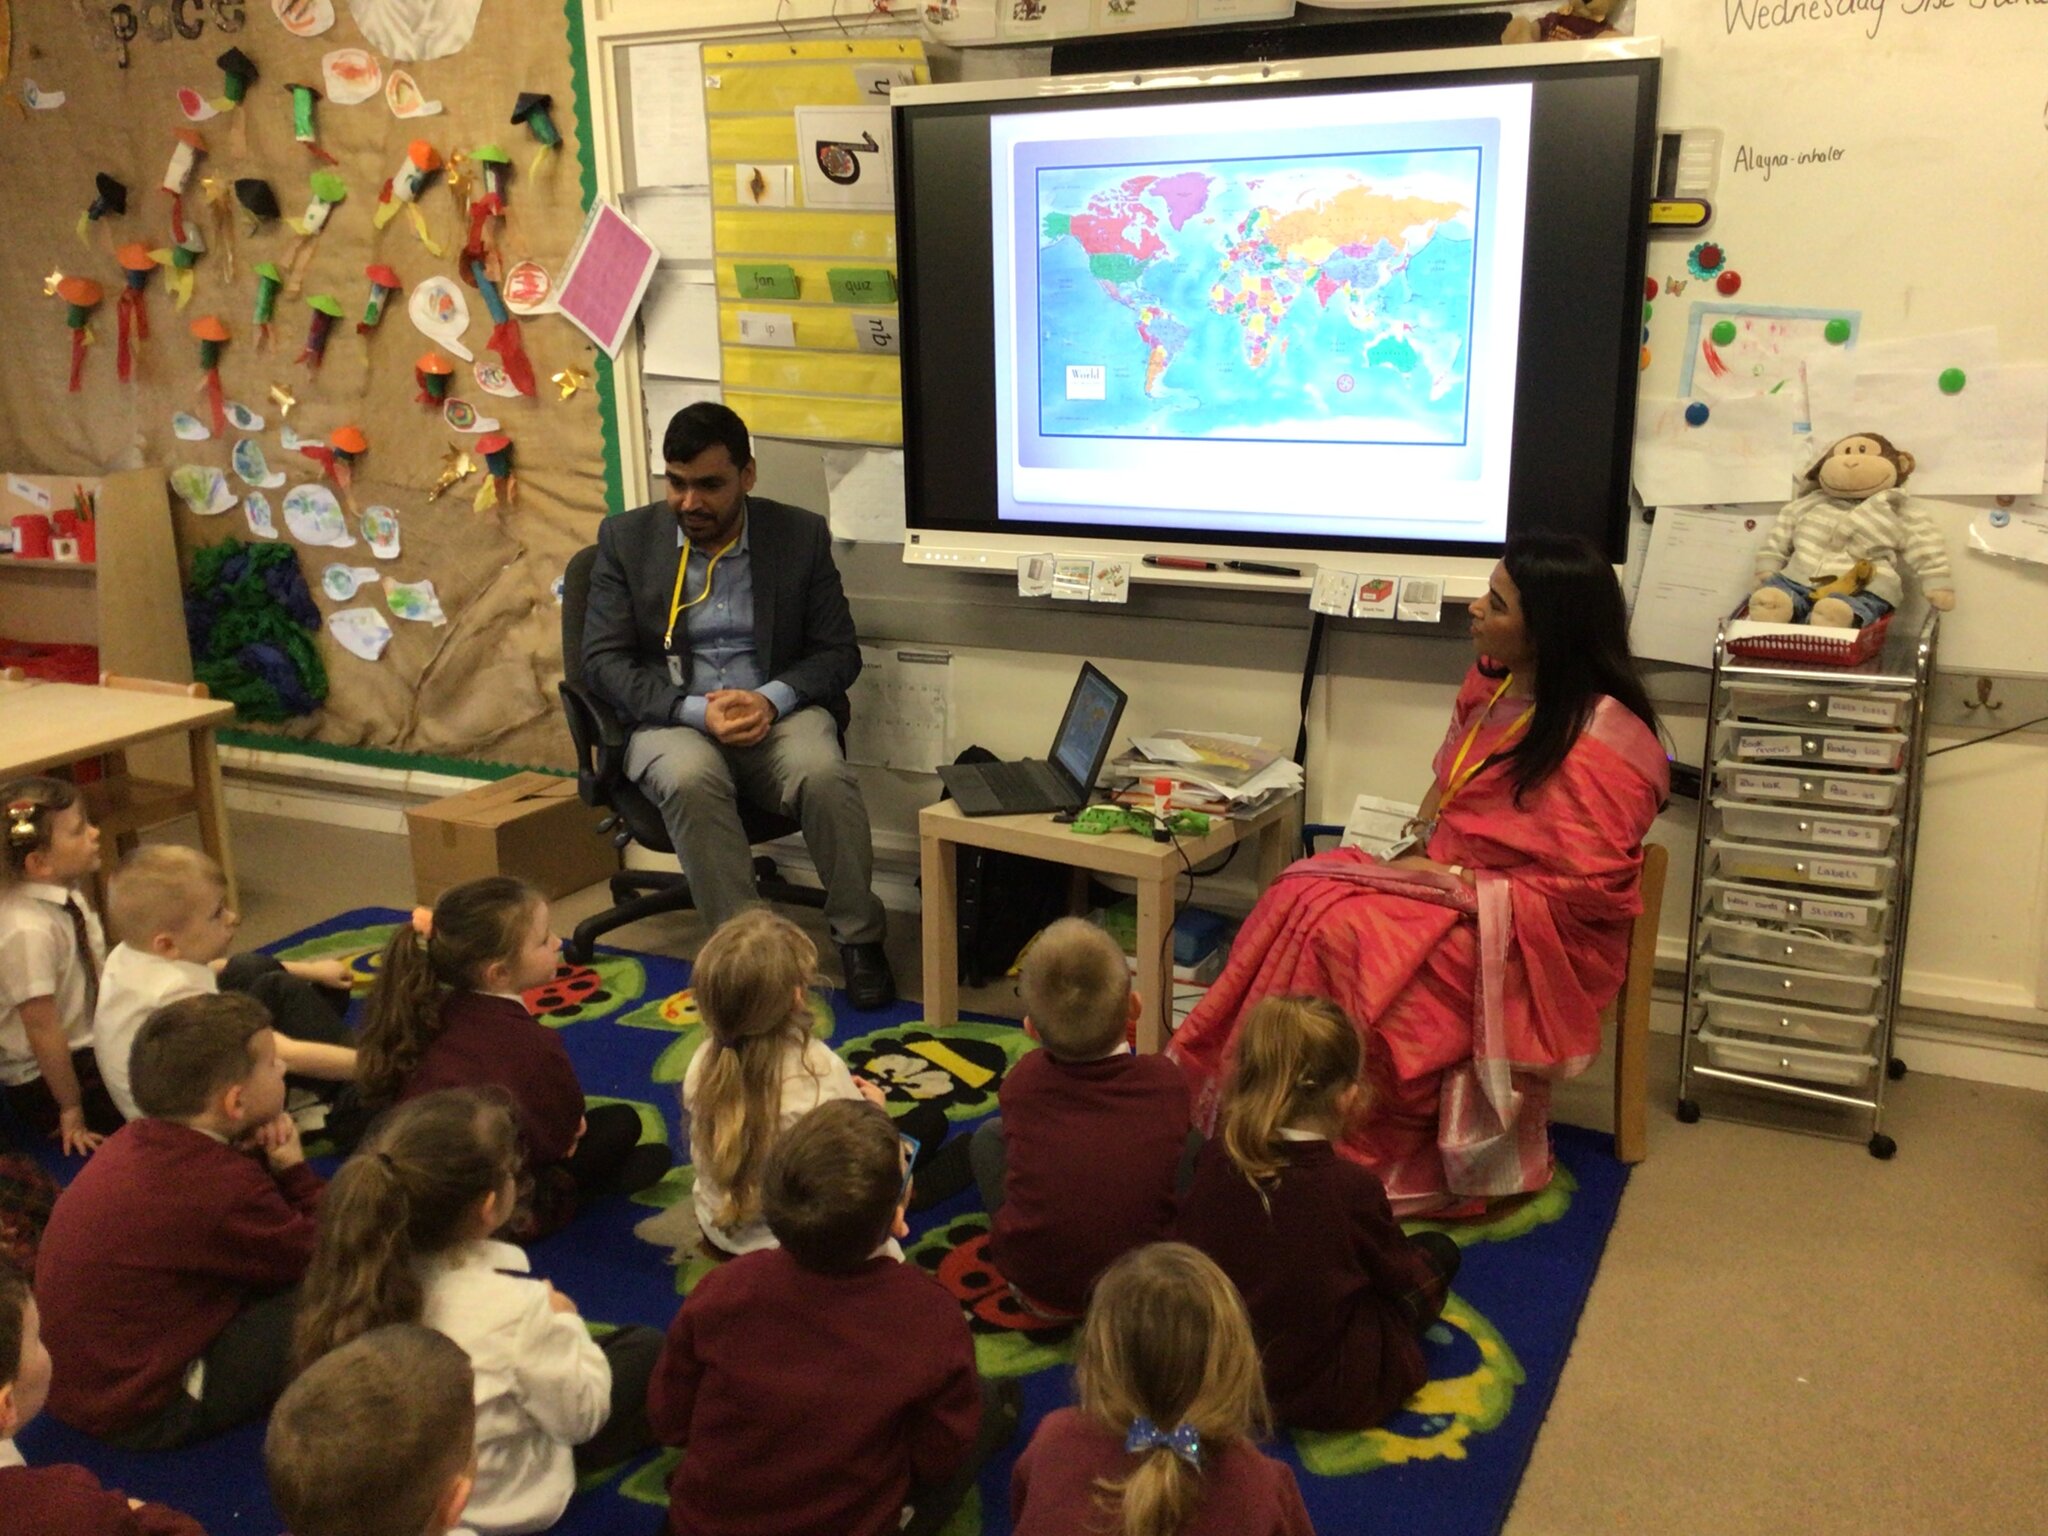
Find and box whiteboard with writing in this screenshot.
[1637,0,2048,674]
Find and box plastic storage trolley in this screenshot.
[1677,610,1938,1159]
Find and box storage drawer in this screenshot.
[1708,838,1895,893]
[1714,764,1904,814]
[1698,991,1879,1051]
[1722,683,1909,731]
[1703,879,1889,937]
[1698,1025,1876,1088]
[1712,798,1900,854]
[1714,722,1909,771]
[1701,956,1885,1011]
[1700,917,1885,977]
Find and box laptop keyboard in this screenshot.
[983,760,1058,804]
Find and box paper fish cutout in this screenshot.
[328,606,393,660]
[178,87,221,123]
[280,424,309,451]
[386,70,443,118]
[171,465,236,517]
[273,0,336,36]
[226,401,266,432]
[472,359,521,398]
[320,563,382,600]
[383,578,446,625]
[361,505,401,558]
[443,399,499,434]
[347,0,483,62]
[244,492,279,540]
[23,82,66,111]
[502,259,552,315]
[172,412,212,441]
[321,49,382,107]
[233,439,287,488]
[408,276,473,362]
[283,483,352,546]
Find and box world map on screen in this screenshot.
[1035,150,1481,444]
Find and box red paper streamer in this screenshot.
[487,320,537,399]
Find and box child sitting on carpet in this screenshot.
[95,846,357,1122]
[0,778,121,1155]
[35,993,323,1449]
[267,1324,479,1536]
[294,1088,662,1536]
[649,1099,1012,1536]
[684,910,957,1259]
[970,917,1191,1319]
[1009,1242,1314,1536]
[0,1259,207,1536]
[355,876,669,1236]
[1175,996,1460,1433]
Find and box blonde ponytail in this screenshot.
[1219,995,1362,1187]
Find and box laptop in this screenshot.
[938,662,1128,816]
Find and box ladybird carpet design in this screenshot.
[17,907,1629,1536]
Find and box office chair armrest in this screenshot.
[558,680,633,805]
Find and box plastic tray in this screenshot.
[1703,878,1889,937]
[1722,682,1909,731]
[1698,1024,1877,1087]
[1702,956,1885,1012]
[1700,916,1885,978]
[1712,798,1900,855]
[1709,837,1895,893]
[1713,764,1904,814]
[1724,607,1893,667]
[1698,991,1879,1051]
[1714,722,1909,772]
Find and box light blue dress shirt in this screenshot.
[669,509,800,733]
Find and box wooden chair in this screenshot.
[1605,842,1668,1165]
[80,673,212,908]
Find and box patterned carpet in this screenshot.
[17,907,1631,1536]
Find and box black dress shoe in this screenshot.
[839,941,897,1010]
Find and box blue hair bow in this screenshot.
[1125,1417,1202,1469]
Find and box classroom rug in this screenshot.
[18,906,1631,1536]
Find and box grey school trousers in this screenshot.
[623,706,886,946]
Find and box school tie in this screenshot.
[64,896,100,1020]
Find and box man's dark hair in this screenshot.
[762,1099,903,1273]
[662,402,752,472]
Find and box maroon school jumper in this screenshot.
[647,1246,981,1536]
[34,1119,324,1436]
[400,991,585,1167]
[1011,1409,1315,1536]
[0,1464,207,1536]
[988,1048,1190,1315]
[1176,1137,1438,1432]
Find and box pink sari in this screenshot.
[1169,665,1669,1215]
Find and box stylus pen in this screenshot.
[1142,554,1218,571]
[1225,560,1302,577]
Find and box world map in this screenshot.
[1034,151,1480,443]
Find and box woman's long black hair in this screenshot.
[1480,531,1659,802]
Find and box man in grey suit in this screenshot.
[581,403,894,1008]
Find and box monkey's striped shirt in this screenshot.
[1755,487,1952,608]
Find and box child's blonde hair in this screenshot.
[1,776,81,881]
[1019,917,1130,1060]
[107,844,223,949]
[1075,1242,1270,1536]
[357,877,542,1107]
[687,908,822,1232]
[1220,996,1364,1186]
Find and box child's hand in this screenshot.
[55,1106,105,1157]
[544,1282,580,1316]
[290,958,355,991]
[853,1076,887,1107]
[568,1115,587,1154]
[256,1113,306,1170]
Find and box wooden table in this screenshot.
[0,679,238,905]
[919,794,1301,1053]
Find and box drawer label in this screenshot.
[1810,857,1875,887]
[1810,818,1886,851]
[1826,695,1898,726]
[1821,736,1899,766]
[1821,776,1893,808]
[1722,889,1787,919]
[1739,733,1804,759]
[1731,770,1801,799]
[1799,898,1869,929]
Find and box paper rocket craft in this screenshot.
[216,47,257,108]
[359,264,402,334]
[373,139,443,253]
[162,129,206,246]
[290,170,348,237]
[79,173,127,247]
[285,82,338,165]
[154,228,206,312]
[460,143,510,283]
[511,92,559,176]
[298,293,345,370]
[190,315,229,435]
[252,261,284,348]
[301,424,368,494]
[414,350,454,406]
[235,178,280,234]
[55,276,103,393]
[115,243,154,381]
[474,431,515,512]
[469,260,534,398]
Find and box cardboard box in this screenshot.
[406,773,618,904]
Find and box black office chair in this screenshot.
[557,545,827,964]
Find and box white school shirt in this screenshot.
[0,883,105,1088]
[418,1239,612,1536]
[93,944,217,1120]
[683,1033,866,1256]
[0,1437,22,1468]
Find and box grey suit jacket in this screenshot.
[581,495,861,734]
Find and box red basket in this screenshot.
[1724,607,1892,667]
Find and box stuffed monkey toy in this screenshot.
[1749,433,1956,628]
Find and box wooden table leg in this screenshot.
[1254,807,1295,887]
[920,828,960,1029]
[188,725,237,910]
[1134,869,1173,1054]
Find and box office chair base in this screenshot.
[565,858,827,964]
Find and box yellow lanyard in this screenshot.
[663,540,731,651]
[1437,675,1534,815]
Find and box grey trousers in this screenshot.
[624,706,886,946]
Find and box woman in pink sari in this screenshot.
[1170,533,1668,1215]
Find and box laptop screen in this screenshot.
[1051,664,1126,790]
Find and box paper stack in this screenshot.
[1105,730,1304,817]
